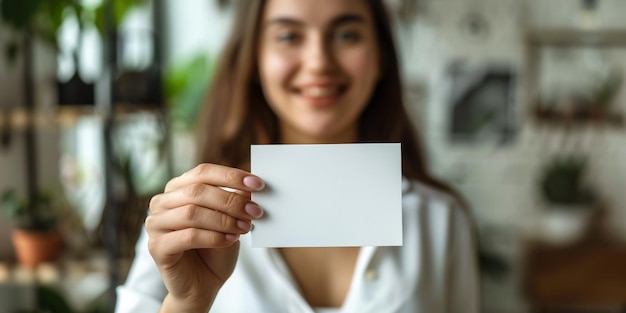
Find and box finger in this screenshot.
[145,205,253,234]
[149,183,263,220]
[165,163,265,193]
[149,228,239,259]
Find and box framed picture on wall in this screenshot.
[446,61,518,146]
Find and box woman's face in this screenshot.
[258,0,380,144]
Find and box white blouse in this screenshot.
[116,179,480,313]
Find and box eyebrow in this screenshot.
[264,13,366,28]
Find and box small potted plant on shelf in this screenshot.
[1,189,64,268]
[537,154,598,245]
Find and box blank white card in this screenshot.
[250,143,402,248]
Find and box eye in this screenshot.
[334,30,361,43]
[276,31,302,44]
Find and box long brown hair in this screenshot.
[197,0,457,196]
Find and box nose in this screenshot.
[303,34,337,74]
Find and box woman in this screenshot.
[116,0,479,312]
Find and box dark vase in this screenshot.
[113,66,162,106]
[57,73,95,106]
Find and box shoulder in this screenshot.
[402,177,474,230]
[403,177,462,211]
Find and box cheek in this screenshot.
[341,49,380,85]
[260,52,296,91]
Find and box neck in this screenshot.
[279,126,359,145]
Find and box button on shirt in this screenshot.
[115,179,480,313]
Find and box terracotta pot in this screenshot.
[11,229,63,268]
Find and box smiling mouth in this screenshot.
[295,85,348,100]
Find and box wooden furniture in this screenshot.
[524,239,626,312]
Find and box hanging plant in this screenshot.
[0,0,148,65]
[1,0,73,64]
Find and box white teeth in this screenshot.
[303,86,338,97]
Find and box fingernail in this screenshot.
[237,220,252,231]
[245,203,264,218]
[225,234,240,242]
[243,176,265,191]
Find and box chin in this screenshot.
[302,127,355,143]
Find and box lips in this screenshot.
[294,83,348,106]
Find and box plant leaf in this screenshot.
[5,41,19,65]
[1,0,42,30]
[1,189,24,217]
[164,54,215,130]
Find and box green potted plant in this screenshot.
[1,189,64,268]
[540,155,596,207]
[537,154,598,244]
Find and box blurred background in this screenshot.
[1,0,626,312]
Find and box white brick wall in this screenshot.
[400,0,626,234]
[399,0,626,311]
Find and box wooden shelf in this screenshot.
[531,107,624,128]
[526,29,626,47]
[0,105,164,130]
